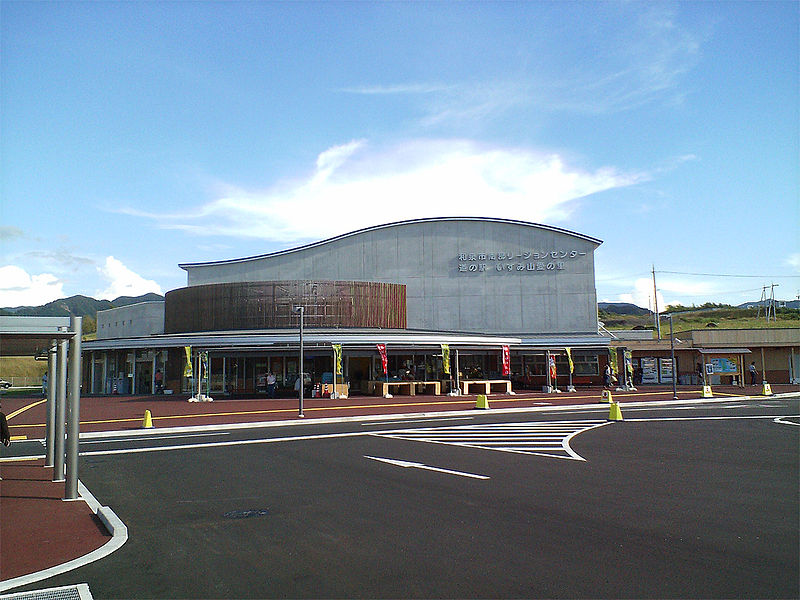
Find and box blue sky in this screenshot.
[2,1,798,310]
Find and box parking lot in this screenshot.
[10,398,797,599]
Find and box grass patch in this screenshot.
[0,356,48,378]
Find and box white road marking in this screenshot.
[80,432,229,445]
[364,455,489,479]
[624,414,799,422]
[374,420,609,461]
[77,431,372,456]
[363,417,474,426]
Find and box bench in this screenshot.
[413,381,441,396]
[458,379,512,395]
[370,381,416,396]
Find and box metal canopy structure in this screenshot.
[0,315,83,501]
[82,328,525,353]
[0,316,73,356]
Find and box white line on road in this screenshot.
[80,432,230,445]
[623,414,800,422]
[77,431,372,456]
[362,417,474,426]
[364,455,490,479]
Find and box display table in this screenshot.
[458,379,512,394]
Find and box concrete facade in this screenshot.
[180,218,602,336]
[96,302,165,340]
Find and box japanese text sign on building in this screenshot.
[456,249,587,274]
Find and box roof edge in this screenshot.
[179,217,603,270]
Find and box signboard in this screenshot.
[710,357,739,374]
[456,249,587,274]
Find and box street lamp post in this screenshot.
[293,306,305,418]
[667,313,678,400]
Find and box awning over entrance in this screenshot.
[83,329,610,353]
[82,328,525,353]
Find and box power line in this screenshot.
[656,271,800,279]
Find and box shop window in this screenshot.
[572,354,599,376]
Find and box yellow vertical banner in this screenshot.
[441,344,450,375]
[184,346,193,378]
[609,349,618,379]
[332,344,342,375]
[624,349,633,381]
[565,347,574,373]
[200,351,208,379]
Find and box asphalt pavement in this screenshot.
[1,386,798,598]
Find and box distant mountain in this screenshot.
[737,299,800,310]
[598,302,650,316]
[0,293,164,318]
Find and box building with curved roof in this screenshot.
[83,218,610,397]
[179,217,603,336]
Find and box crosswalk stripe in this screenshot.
[375,420,608,461]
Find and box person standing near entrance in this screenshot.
[266,371,277,398]
[41,372,48,398]
[154,369,164,394]
[1,401,10,447]
[749,361,759,385]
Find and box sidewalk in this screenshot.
[2,384,797,592]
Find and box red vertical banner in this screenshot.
[376,343,388,375]
[502,345,510,376]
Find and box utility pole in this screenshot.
[652,265,661,340]
[757,286,767,321]
[769,283,779,321]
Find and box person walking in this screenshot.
[603,364,612,389]
[294,374,303,399]
[749,362,759,385]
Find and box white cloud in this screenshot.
[0,265,64,307]
[543,5,703,115]
[340,83,455,95]
[124,138,645,244]
[618,276,718,309]
[96,256,162,300]
[786,253,800,271]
